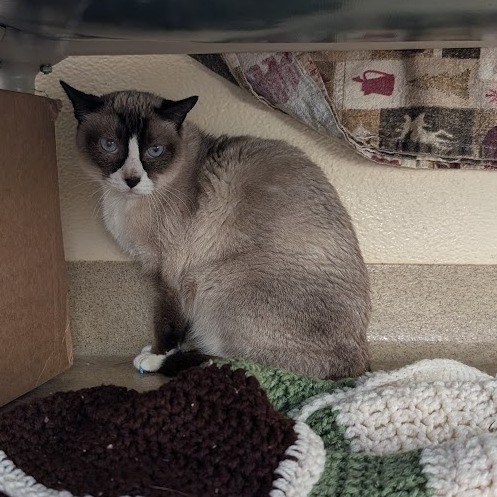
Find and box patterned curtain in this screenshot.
[192,49,497,170]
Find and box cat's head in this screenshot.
[60,81,198,195]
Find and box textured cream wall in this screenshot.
[36,54,497,264]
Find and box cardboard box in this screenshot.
[0,90,72,406]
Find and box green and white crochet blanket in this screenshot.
[1,358,496,497]
[231,357,497,497]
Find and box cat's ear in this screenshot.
[157,96,198,129]
[60,80,104,123]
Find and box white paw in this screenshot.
[133,345,178,373]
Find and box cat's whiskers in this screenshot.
[92,187,111,219]
[162,184,195,209]
[88,186,107,202]
[154,188,183,219]
[66,169,101,186]
[146,195,153,235]
[65,178,102,194]
[89,190,103,201]
[151,192,166,225]
[67,178,107,219]
[162,186,193,216]
[151,191,171,231]
[153,190,176,219]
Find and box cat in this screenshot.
[61,80,371,379]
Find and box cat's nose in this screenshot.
[125,177,141,189]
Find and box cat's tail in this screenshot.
[134,345,212,377]
[157,349,212,377]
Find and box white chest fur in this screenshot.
[101,190,185,277]
[102,192,143,258]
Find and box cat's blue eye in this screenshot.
[146,145,164,158]
[99,138,118,154]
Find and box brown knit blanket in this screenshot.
[0,365,303,497]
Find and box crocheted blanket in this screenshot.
[194,49,497,170]
[1,358,496,497]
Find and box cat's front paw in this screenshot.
[133,345,166,373]
[133,345,178,373]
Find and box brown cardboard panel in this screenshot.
[0,90,72,406]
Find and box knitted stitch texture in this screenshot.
[0,365,298,497]
[222,358,497,497]
[1,358,497,497]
